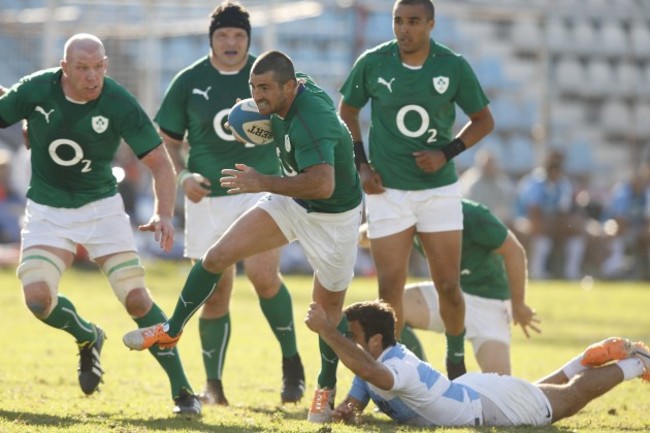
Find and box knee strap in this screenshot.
[102,252,146,305]
[17,248,66,315]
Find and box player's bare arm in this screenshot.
[495,230,541,338]
[160,130,211,203]
[138,143,176,252]
[338,100,385,194]
[305,302,394,390]
[413,106,495,173]
[221,162,334,199]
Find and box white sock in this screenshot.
[616,358,645,381]
[562,354,588,379]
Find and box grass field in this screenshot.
[0,261,649,433]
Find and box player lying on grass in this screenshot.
[360,198,541,374]
[306,299,650,427]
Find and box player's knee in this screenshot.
[17,248,65,318]
[124,288,153,318]
[102,252,146,308]
[24,288,55,319]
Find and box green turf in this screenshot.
[0,261,648,432]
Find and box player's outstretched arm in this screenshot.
[305,302,394,390]
[496,230,541,338]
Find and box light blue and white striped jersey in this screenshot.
[348,344,483,426]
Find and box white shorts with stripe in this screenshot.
[184,192,265,259]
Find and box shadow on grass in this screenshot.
[0,409,269,432]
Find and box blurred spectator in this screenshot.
[0,147,25,266]
[515,150,587,280]
[601,166,650,280]
[459,148,516,226]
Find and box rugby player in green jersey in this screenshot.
[155,1,304,406]
[0,34,200,414]
[338,0,495,380]
[361,199,541,375]
[124,50,363,423]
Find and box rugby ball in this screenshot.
[227,98,274,146]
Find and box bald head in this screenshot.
[63,33,105,62]
[60,33,107,102]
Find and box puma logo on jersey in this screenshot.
[461,269,471,275]
[192,86,211,101]
[377,77,395,93]
[35,106,55,123]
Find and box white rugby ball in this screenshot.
[227,98,274,146]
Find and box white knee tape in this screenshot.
[17,248,65,298]
[102,252,146,305]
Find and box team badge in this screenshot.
[92,116,109,133]
[433,76,449,94]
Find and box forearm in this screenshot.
[260,164,334,199]
[160,131,185,176]
[318,326,382,382]
[455,106,494,149]
[142,146,176,218]
[501,235,528,306]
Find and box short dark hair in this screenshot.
[344,300,397,349]
[209,1,251,46]
[251,50,296,86]
[395,0,435,20]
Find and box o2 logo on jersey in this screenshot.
[49,139,92,172]
[277,135,297,177]
[396,104,438,143]
[213,108,235,141]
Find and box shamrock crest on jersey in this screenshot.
[92,115,109,133]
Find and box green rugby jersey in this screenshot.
[340,39,489,190]
[155,55,279,197]
[0,68,161,208]
[270,73,362,213]
[414,199,510,300]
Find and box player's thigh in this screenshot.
[475,341,511,375]
[418,230,462,284]
[403,283,435,329]
[204,206,287,271]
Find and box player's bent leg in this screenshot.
[18,247,67,318]
[402,283,434,330]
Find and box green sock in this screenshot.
[199,315,231,381]
[259,283,297,358]
[317,316,348,389]
[135,303,192,399]
[167,259,221,336]
[400,325,427,361]
[42,294,95,343]
[446,329,466,364]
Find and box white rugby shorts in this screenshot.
[257,194,362,292]
[184,193,265,259]
[365,182,463,239]
[456,373,553,426]
[21,195,136,259]
[418,283,512,354]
